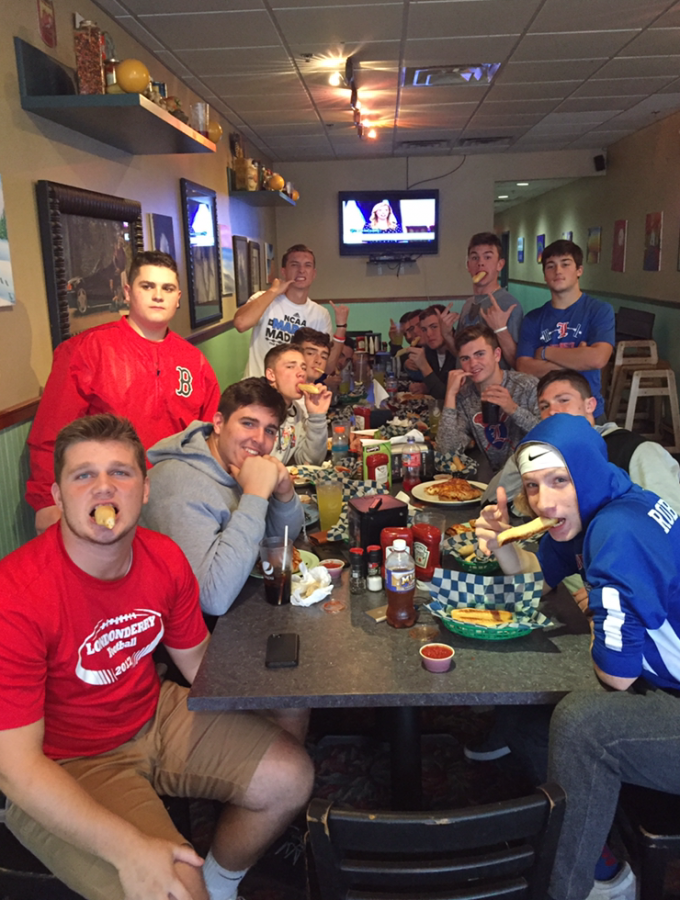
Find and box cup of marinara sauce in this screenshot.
[419,643,454,673]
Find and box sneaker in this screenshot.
[463,733,512,761]
[586,862,636,900]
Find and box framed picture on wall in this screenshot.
[180,178,223,328]
[536,234,545,263]
[36,180,144,349]
[248,240,261,295]
[643,211,662,272]
[148,213,176,260]
[219,224,234,297]
[517,237,524,263]
[233,235,249,307]
[265,242,276,284]
[612,220,627,273]
[586,227,602,264]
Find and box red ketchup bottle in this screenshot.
[412,521,442,582]
[366,451,390,487]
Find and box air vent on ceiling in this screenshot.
[403,64,500,88]
[458,136,512,147]
[399,139,450,149]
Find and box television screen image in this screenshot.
[339,190,439,257]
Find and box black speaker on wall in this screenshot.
[593,154,606,172]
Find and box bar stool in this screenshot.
[624,368,680,453]
[607,340,660,422]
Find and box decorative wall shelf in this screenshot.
[230,189,296,207]
[14,37,215,155]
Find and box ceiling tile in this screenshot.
[489,81,581,100]
[407,0,543,39]
[238,107,322,124]
[511,30,639,62]
[479,98,561,113]
[403,35,520,65]
[138,10,281,49]
[467,113,544,127]
[572,76,675,96]
[596,56,680,79]
[650,2,680,28]
[659,76,680,92]
[92,0,129,17]
[154,50,194,78]
[201,72,302,93]
[606,93,680,121]
[227,92,313,112]
[399,83,489,103]
[529,0,670,32]
[175,47,292,75]
[497,59,605,83]
[124,0,262,11]
[618,28,680,57]
[253,123,328,136]
[555,96,638,113]
[115,16,165,51]
[274,4,403,45]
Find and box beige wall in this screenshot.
[495,111,680,302]
[0,0,276,410]
[275,150,599,301]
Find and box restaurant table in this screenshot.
[188,562,602,809]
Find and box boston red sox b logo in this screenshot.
[176,366,193,397]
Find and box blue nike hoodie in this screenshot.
[517,415,680,688]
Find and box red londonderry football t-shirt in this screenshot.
[0,525,208,760]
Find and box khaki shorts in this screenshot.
[6,681,282,900]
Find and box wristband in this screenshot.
[541,346,547,361]
[494,326,508,334]
[333,335,346,343]
[336,323,347,329]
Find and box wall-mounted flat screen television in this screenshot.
[339,189,439,258]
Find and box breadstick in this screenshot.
[94,505,115,529]
[448,608,513,627]
[497,516,560,547]
[298,383,322,395]
[472,271,487,284]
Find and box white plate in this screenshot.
[250,549,320,579]
[411,480,488,507]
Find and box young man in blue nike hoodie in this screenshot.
[477,414,680,900]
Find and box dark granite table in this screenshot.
[189,566,602,807]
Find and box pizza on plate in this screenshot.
[425,479,482,502]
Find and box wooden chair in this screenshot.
[625,368,680,453]
[306,783,566,900]
[615,783,680,900]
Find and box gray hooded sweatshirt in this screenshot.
[141,421,304,616]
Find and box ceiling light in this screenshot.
[367,128,377,139]
[405,63,501,88]
[328,71,343,87]
[517,182,529,186]
[498,195,509,199]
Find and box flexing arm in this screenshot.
[0,721,203,900]
[326,302,349,373]
[233,280,292,333]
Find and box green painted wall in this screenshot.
[197,327,252,389]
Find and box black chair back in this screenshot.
[307,783,565,900]
[615,307,655,342]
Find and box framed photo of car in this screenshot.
[36,181,144,349]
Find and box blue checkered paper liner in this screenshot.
[296,466,390,541]
[434,451,478,479]
[425,568,551,630]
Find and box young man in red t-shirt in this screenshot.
[0,414,313,900]
[27,251,221,536]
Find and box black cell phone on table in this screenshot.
[265,633,300,668]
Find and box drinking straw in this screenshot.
[279,525,289,605]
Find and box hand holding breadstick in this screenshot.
[475,486,512,556]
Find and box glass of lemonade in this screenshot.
[316,480,343,531]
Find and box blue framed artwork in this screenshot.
[536,234,545,263]
[517,236,524,263]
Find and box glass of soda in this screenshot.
[259,536,294,605]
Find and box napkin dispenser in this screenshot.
[348,495,408,550]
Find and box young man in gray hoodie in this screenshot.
[141,378,304,618]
